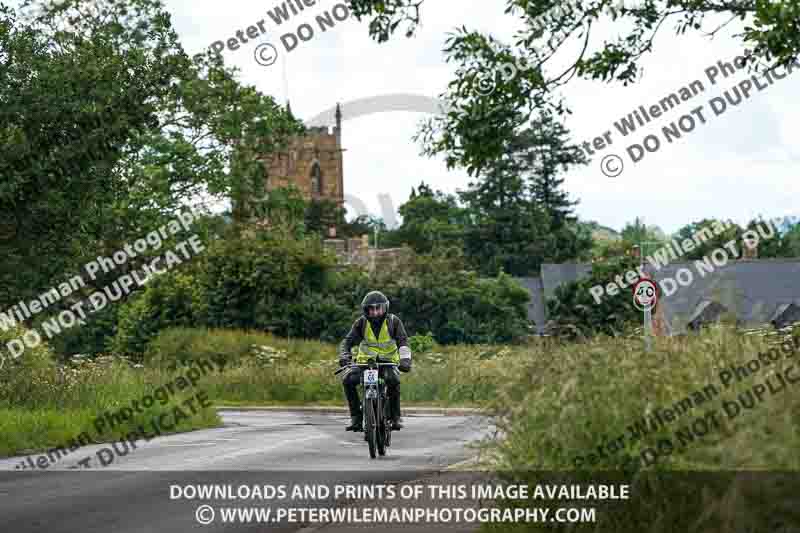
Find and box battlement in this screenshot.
[305,125,339,136]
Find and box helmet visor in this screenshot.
[364,303,388,318]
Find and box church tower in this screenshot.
[262,103,345,207]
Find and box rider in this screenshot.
[338,291,412,432]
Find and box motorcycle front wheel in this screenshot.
[365,397,378,459]
[377,393,387,456]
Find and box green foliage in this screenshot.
[350,0,800,176]
[481,327,800,530]
[305,198,347,238]
[111,272,208,359]
[377,253,531,344]
[459,159,555,277]
[621,217,668,247]
[782,222,800,257]
[254,185,308,238]
[145,326,253,370]
[408,332,437,354]
[39,305,120,360]
[0,1,189,307]
[394,182,467,254]
[146,326,510,406]
[744,217,800,258]
[0,324,58,407]
[446,116,593,274]
[674,219,744,260]
[1,0,300,317]
[547,256,641,338]
[283,292,356,343]
[200,229,336,335]
[339,215,386,242]
[0,350,220,457]
[511,114,584,227]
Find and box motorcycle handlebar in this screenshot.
[333,361,398,375]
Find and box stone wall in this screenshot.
[323,237,412,274]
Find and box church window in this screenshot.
[310,161,322,195]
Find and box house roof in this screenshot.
[541,263,592,300]
[648,259,800,334]
[514,277,547,333]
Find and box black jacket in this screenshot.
[339,314,409,357]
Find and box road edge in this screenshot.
[215,406,485,416]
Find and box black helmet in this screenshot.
[361,291,389,318]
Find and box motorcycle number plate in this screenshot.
[363,369,379,385]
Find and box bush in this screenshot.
[111,231,532,349]
[377,254,531,344]
[408,332,436,354]
[39,304,120,360]
[111,271,207,359]
[281,292,357,342]
[0,324,58,408]
[144,326,255,370]
[546,255,641,338]
[201,231,335,334]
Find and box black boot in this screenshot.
[346,414,363,432]
[344,383,362,431]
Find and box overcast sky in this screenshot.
[23,0,800,234]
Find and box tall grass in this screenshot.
[148,327,511,406]
[478,325,800,532]
[0,326,220,457]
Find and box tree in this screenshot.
[620,217,667,249]
[744,218,800,258]
[673,219,744,260]
[349,0,800,174]
[510,114,584,228]
[339,214,389,247]
[257,186,308,239]
[547,255,641,339]
[1,0,300,342]
[506,115,594,263]
[0,1,188,306]
[305,198,347,238]
[393,182,467,253]
[459,156,554,277]
[781,223,800,257]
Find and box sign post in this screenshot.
[633,237,662,352]
[633,278,659,352]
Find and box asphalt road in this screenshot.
[0,410,493,533]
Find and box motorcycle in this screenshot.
[334,356,398,459]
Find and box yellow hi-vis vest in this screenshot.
[355,318,399,364]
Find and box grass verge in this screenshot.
[476,325,800,532]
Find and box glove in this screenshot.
[338,355,351,367]
[399,359,411,373]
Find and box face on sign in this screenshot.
[633,280,658,311]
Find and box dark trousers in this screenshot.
[343,366,401,419]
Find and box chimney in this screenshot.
[742,239,758,259]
